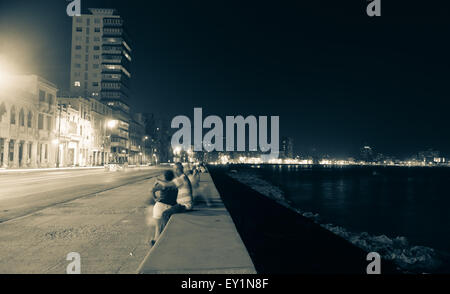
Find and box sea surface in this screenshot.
[227,164,450,273]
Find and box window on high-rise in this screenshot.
[95,27,100,33]
[76,27,82,32]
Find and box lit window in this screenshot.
[74,81,81,87]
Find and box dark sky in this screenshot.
[0,0,449,158]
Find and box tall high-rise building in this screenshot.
[280,137,294,159]
[69,8,132,163]
[360,145,374,162]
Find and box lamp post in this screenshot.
[56,104,62,167]
[107,119,117,163]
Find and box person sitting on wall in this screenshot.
[187,168,212,206]
[147,170,178,246]
[155,162,194,229]
[187,169,200,189]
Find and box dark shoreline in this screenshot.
[208,165,399,274]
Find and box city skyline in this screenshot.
[0,0,449,158]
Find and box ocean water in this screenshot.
[227,164,450,273]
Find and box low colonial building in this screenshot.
[56,95,113,167]
[128,113,146,165]
[90,98,113,166]
[0,75,58,168]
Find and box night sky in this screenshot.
[0,0,449,158]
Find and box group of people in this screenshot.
[146,162,206,246]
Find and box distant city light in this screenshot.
[173,146,181,155]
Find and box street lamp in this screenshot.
[173,146,181,155]
[0,57,14,89]
[107,119,117,129]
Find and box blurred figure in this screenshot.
[188,168,212,206]
[156,162,194,229]
[187,169,200,189]
[147,170,178,246]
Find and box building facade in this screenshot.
[56,96,113,167]
[280,137,294,159]
[128,113,147,165]
[69,8,132,163]
[90,98,113,165]
[0,75,58,168]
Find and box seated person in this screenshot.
[149,170,178,245]
[187,169,200,189]
[156,163,194,228]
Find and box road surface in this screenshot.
[0,166,166,273]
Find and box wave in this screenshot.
[228,171,445,273]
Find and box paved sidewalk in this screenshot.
[137,173,256,274]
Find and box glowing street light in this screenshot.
[107,120,117,129]
[0,56,19,89]
[173,146,181,155]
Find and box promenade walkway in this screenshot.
[137,173,256,274]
